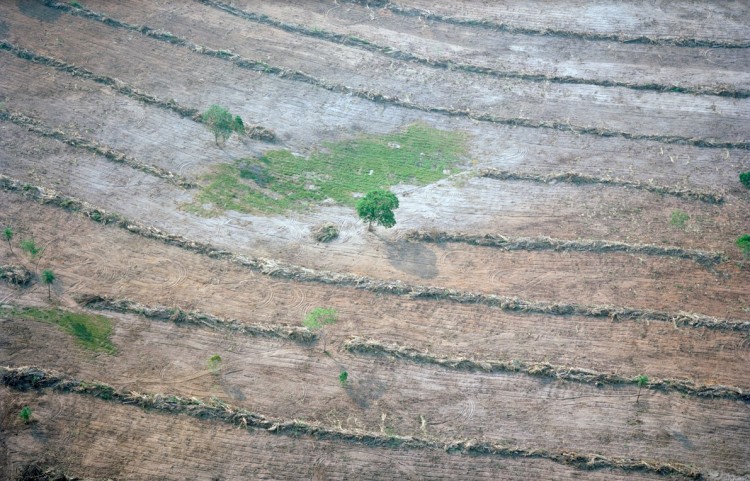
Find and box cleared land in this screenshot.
[1,1,748,480]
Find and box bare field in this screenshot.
[1,1,749,480]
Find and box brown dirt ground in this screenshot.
[1,1,749,479]
[1,388,677,481]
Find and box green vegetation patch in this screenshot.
[3,307,116,354]
[670,209,689,229]
[188,123,467,215]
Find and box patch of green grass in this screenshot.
[188,123,467,215]
[670,209,689,229]
[3,307,116,354]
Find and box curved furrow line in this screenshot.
[76,294,316,343]
[0,366,703,478]
[0,41,277,143]
[343,337,750,402]
[0,109,196,189]
[200,0,749,99]
[479,168,724,204]
[43,1,750,150]
[342,0,750,49]
[2,176,748,332]
[405,230,726,267]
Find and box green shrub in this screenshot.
[740,171,750,189]
[737,234,750,257]
[19,406,32,423]
[208,354,222,372]
[20,239,42,258]
[339,371,348,385]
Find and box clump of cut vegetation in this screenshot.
[0,265,33,286]
[302,307,338,352]
[740,171,750,189]
[188,123,466,215]
[201,104,246,145]
[357,189,399,231]
[670,209,689,229]
[311,223,339,242]
[3,307,116,354]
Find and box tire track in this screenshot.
[342,0,750,49]
[0,109,195,189]
[343,337,750,402]
[1,366,703,479]
[0,41,277,142]
[43,1,750,150]
[406,230,726,267]
[200,0,749,99]
[2,176,748,332]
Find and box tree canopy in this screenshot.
[201,105,245,145]
[356,189,399,231]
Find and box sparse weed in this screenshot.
[4,306,116,353]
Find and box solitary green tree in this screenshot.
[41,269,56,300]
[636,375,649,404]
[740,171,750,189]
[302,307,338,352]
[356,189,399,231]
[201,105,245,145]
[339,371,348,385]
[3,227,13,254]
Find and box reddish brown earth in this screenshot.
[0,1,748,480]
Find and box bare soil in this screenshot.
[1,1,748,480]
